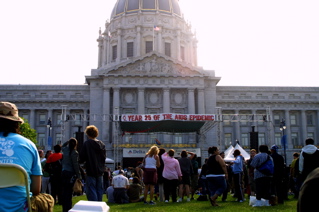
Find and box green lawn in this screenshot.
[54,194,298,212]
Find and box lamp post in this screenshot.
[280,118,287,165]
[47,118,52,150]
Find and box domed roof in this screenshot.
[111,0,182,19]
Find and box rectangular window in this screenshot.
[290,114,297,125]
[56,114,62,125]
[274,115,280,125]
[224,133,232,147]
[174,133,182,144]
[74,114,81,126]
[127,42,133,57]
[241,133,249,147]
[38,133,46,148]
[39,114,46,125]
[275,133,281,146]
[292,133,299,147]
[307,132,314,139]
[112,45,117,60]
[56,133,62,145]
[258,133,265,145]
[165,42,171,57]
[146,41,153,53]
[307,114,313,125]
[180,46,185,61]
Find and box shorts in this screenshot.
[179,173,191,185]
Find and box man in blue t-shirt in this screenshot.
[0,101,42,211]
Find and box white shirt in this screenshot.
[112,174,130,188]
[145,155,157,169]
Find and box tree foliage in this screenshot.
[20,118,37,144]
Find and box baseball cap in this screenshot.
[271,145,279,151]
[0,102,24,123]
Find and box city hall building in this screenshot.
[1,0,318,167]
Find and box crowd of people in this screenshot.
[1,101,319,211]
[104,141,319,210]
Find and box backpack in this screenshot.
[44,159,62,176]
[256,155,274,176]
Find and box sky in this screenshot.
[1,0,318,86]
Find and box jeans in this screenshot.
[86,176,104,201]
[207,176,227,197]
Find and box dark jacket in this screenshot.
[79,139,106,177]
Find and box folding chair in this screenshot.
[0,163,32,212]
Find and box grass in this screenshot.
[54,194,298,212]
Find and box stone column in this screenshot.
[116,29,122,63]
[284,110,292,148]
[163,88,170,113]
[97,37,103,68]
[157,29,162,53]
[301,110,307,142]
[29,109,35,129]
[197,88,205,114]
[188,88,195,114]
[176,30,181,60]
[138,88,145,114]
[136,26,141,57]
[102,37,107,66]
[103,87,110,142]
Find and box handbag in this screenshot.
[73,178,83,193]
[256,155,274,176]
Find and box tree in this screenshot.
[20,118,37,144]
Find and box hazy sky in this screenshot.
[1,0,318,86]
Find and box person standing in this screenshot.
[0,101,42,211]
[142,145,160,205]
[41,150,52,194]
[162,149,182,203]
[246,149,257,196]
[299,138,319,183]
[270,145,285,204]
[156,148,166,202]
[232,149,245,202]
[79,125,106,201]
[206,146,228,207]
[250,145,273,207]
[190,152,199,200]
[177,150,193,202]
[61,138,82,212]
[46,144,63,204]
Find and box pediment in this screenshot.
[99,54,203,77]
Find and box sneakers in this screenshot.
[144,201,148,205]
[187,198,191,202]
[165,200,169,203]
[177,198,183,202]
[149,201,156,205]
[238,200,244,203]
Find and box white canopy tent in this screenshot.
[105,158,115,164]
[223,143,250,162]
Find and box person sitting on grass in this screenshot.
[127,177,144,203]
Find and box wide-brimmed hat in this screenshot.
[0,102,24,123]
